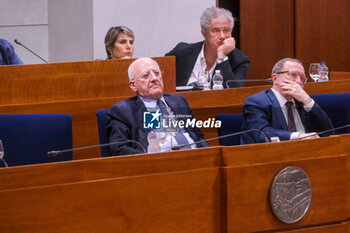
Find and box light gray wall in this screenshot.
[0,0,48,64]
[48,0,94,62]
[1,0,215,64]
[93,0,215,59]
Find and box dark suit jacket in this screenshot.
[165,41,250,88]
[106,93,209,155]
[240,89,334,144]
[0,38,23,65]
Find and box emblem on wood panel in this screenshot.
[270,166,312,224]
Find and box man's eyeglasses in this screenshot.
[276,71,307,84]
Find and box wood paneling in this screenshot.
[240,0,295,79]
[222,136,348,232]
[279,222,347,232]
[0,135,348,232]
[330,71,350,81]
[296,0,350,72]
[344,135,350,220]
[0,168,222,233]
[0,57,176,105]
[222,0,350,82]
[0,147,221,190]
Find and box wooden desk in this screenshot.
[0,57,176,105]
[330,71,350,81]
[0,79,349,159]
[0,135,348,232]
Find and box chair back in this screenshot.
[0,114,73,166]
[96,109,111,157]
[216,113,244,146]
[311,93,350,134]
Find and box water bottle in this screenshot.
[212,70,224,90]
[318,62,329,82]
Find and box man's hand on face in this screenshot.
[280,80,312,105]
[217,37,235,59]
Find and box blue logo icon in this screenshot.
[143,110,162,129]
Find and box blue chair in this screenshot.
[216,113,244,146]
[0,114,73,167]
[96,109,111,157]
[311,93,350,134]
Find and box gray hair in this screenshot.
[200,7,234,31]
[128,57,160,81]
[271,58,304,75]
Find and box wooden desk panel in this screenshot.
[343,135,350,220]
[0,147,221,190]
[0,57,176,105]
[222,136,347,232]
[0,135,348,232]
[0,168,221,233]
[330,71,350,81]
[280,222,347,232]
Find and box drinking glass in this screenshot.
[0,140,8,167]
[198,71,211,90]
[309,63,320,82]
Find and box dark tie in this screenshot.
[285,101,297,132]
[157,99,191,149]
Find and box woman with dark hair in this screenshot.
[104,26,134,59]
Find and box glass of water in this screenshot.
[309,63,320,82]
[0,140,8,167]
[198,71,211,90]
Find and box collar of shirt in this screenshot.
[187,42,217,85]
[138,96,167,109]
[271,88,294,107]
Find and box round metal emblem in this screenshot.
[270,166,312,224]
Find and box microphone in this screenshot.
[226,78,272,88]
[171,129,269,150]
[296,124,350,140]
[0,158,8,167]
[48,140,147,157]
[14,39,48,63]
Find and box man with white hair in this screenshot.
[165,7,250,88]
[106,57,209,155]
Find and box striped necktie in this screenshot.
[157,99,191,149]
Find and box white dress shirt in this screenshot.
[187,43,217,86]
[271,88,314,139]
[139,96,196,151]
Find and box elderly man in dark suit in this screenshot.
[106,57,209,156]
[240,58,333,144]
[165,7,250,89]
